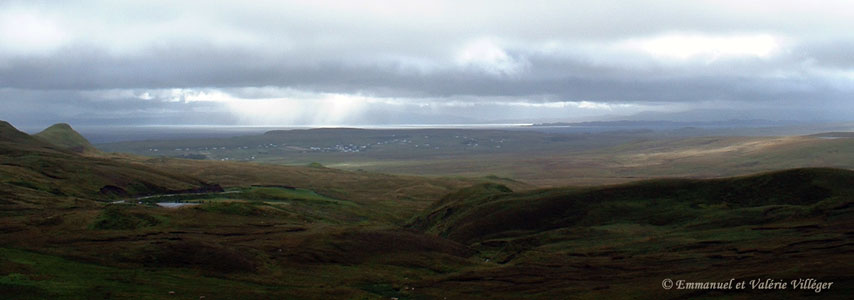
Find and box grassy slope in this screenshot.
[409,168,854,298]
[413,168,851,241]
[33,123,99,155]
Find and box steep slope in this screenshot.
[34,123,99,154]
[0,120,221,208]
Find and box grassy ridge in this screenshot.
[0,122,221,210]
[406,168,854,298]
[413,168,854,243]
[33,123,99,155]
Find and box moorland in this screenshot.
[1,120,853,299]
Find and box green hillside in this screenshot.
[33,123,98,154]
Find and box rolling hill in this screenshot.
[33,123,99,155]
[0,121,222,209]
[0,121,42,145]
[408,168,854,298]
[1,119,852,299]
[412,168,854,243]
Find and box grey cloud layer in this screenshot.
[1,44,845,103]
[1,0,853,125]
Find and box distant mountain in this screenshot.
[34,123,99,154]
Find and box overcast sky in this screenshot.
[2,0,853,127]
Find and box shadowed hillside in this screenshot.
[412,168,854,243]
[0,121,222,209]
[0,121,43,145]
[408,168,854,298]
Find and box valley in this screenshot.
[100,126,854,187]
